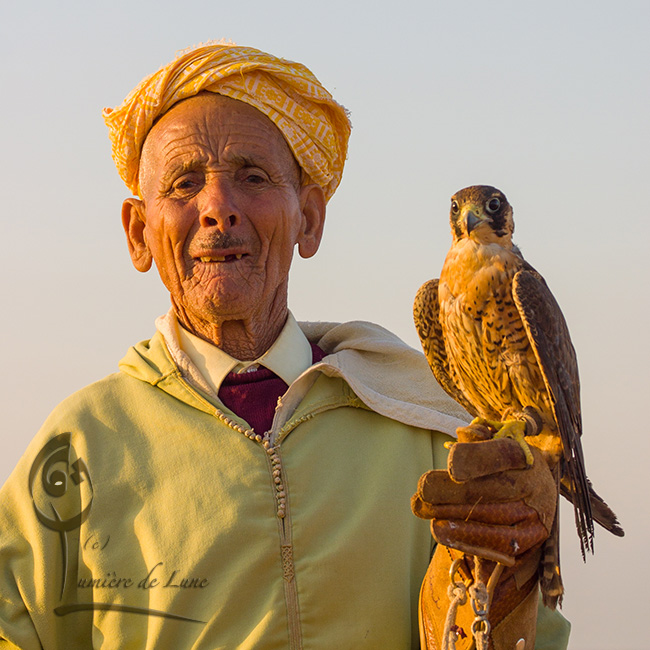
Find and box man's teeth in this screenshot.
[199,254,244,262]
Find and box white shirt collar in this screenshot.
[174,311,313,394]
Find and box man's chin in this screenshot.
[175,296,263,329]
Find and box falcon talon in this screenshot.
[469,416,499,435]
[491,419,535,467]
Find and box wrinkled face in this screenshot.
[449,185,514,246]
[124,93,324,328]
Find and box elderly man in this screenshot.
[0,44,569,649]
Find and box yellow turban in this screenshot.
[103,42,351,201]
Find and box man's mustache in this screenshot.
[190,232,247,252]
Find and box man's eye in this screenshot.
[240,168,270,186]
[171,174,202,195]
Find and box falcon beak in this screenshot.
[463,207,487,234]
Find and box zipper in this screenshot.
[263,441,302,650]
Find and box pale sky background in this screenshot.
[1,1,648,648]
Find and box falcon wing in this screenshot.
[414,279,479,418]
[512,265,594,556]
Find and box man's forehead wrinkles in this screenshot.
[223,129,296,165]
[161,151,207,177]
[160,130,208,158]
[163,136,283,170]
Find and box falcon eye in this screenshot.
[485,197,501,214]
[451,200,460,215]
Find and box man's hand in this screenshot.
[411,423,559,649]
[412,423,556,565]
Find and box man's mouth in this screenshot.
[198,254,246,263]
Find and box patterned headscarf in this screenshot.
[103,42,351,201]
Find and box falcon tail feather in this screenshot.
[540,465,563,610]
[540,509,563,610]
[560,477,624,538]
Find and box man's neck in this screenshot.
[173,304,288,361]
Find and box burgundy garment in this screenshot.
[217,343,326,434]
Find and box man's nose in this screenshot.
[198,177,240,230]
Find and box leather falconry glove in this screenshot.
[411,423,558,650]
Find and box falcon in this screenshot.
[413,185,623,608]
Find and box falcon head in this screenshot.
[449,185,514,247]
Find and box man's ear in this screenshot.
[122,198,153,272]
[297,184,326,259]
